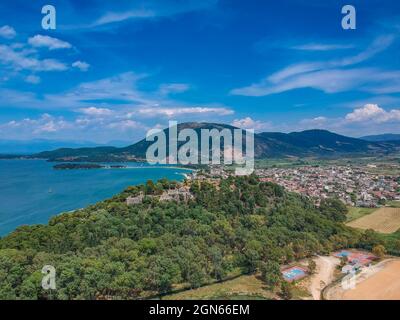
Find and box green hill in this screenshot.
[0,175,359,299]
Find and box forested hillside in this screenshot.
[0,175,394,299]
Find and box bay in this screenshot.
[0,159,192,236]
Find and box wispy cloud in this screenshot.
[138,106,233,118]
[93,9,155,27]
[232,35,397,96]
[290,43,354,51]
[158,83,190,96]
[64,0,218,30]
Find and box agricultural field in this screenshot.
[347,207,400,233]
[326,259,400,300]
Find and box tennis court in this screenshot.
[333,250,376,265]
[282,266,308,282]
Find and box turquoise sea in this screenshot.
[0,160,192,236]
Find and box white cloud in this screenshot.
[25,75,41,84]
[0,113,71,135]
[293,104,400,137]
[72,60,90,72]
[231,117,271,131]
[345,104,400,123]
[299,116,328,128]
[0,72,154,110]
[75,1,217,29]
[93,10,155,26]
[0,44,68,72]
[232,35,397,96]
[78,107,113,116]
[107,119,145,130]
[138,106,234,118]
[28,35,72,50]
[0,25,16,39]
[53,72,157,111]
[0,70,234,140]
[0,32,88,83]
[159,83,190,95]
[291,43,354,51]
[0,72,236,133]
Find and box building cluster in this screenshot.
[126,186,194,205]
[127,164,400,208]
[255,165,400,207]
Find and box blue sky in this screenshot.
[0,0,400,143]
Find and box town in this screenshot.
[187,163,400,208]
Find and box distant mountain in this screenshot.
[0,139,102,155]
[25,123,400,161]
[360,133,400,142]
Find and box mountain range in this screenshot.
[360,134,400,142]
[0,139,132,155]
[26,122,400,162]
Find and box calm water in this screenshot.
[0,160,191,236]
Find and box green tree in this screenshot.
[260,260,281,289]
[372,244,386,259]
[319,198,348,222]
[279,281,293,300]
[308,259,317,275]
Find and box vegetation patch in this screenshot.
[346,206,376,222]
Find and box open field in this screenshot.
[163,274,274,300]
[255,156,400,170]
[346,206,376,222]
[326,259,400,300]
[387,200,400,208]
[347,207,400,233]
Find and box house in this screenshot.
[126,192,144,205]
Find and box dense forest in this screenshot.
[0,175,398,299]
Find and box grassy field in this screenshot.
[162,274,274,300]
[346,206,377,222]
[387,200,400,208]
[347,207,400,233]
[163,272,314,300]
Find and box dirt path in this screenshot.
[309,256,340,300]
